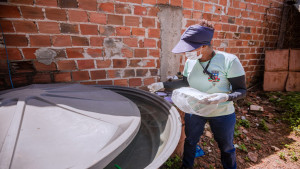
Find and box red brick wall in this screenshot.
[0,0,284,90]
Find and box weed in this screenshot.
[290,152,298,162]
[244,156,250,162]
[163,155,182,169]
[238,119,250,128]
[252,142,261,150]
[238,144,248,152]
[268,92,300,132]
[209,165,215,169]
[202,142,207,146]
[259,119,269,132]
[234,124,241,138]
[279,152,286,161]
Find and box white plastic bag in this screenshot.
[171,87,218,116]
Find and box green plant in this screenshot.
[238,119,250,128]
[279,152,286,160]
[290,152,298,162]
[252,142,261,150]
[259,119,269,132]
[202,142,207,146]
[244,156,250,162]
[234,124,241,138]
[163,155,182,169]
[268,92,300,131]
[238,144,248,152]
[209,165,215,169]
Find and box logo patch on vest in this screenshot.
[208,70,220,82]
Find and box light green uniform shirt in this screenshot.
[183,51,245,117]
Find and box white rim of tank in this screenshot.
[97,85,182,168]
[0,84,141,169]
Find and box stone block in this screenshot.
[286,72,300,91]
[263,71,288,91]
[289,49,300,71]
[265,49,289,71]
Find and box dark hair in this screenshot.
[198,19,214,29]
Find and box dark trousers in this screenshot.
[182,113,237,169]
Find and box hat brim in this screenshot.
[171,40,209,54]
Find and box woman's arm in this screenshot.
[227,75,247,101]
[163,76,189,90]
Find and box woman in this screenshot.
[148,20,246,169]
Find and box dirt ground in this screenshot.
[161,90,300,169]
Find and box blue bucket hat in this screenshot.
[172,25,214,53]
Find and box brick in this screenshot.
[108,69,121,78]
[80,81,97,85]
[51,35,71,47]
[34,62,56,71]
[289,49,300,71]
[115,4,131,14]
[0,20,14,32]
[0,48,22,60]
[194,2,203,10]
[30,35,51,47]
[134,6,147,15]
[90,37,104,47]
[46,8,67,21]
[68,10,88,22]
[38,22,60,34]
[96,59,111,68]
[125,16,140,26]
[20,6,44,19]
[57,60,76,70]
[0,5,20,18]
[67,48,84,58]
[150,69,158,76]
[10,0,33,4]
[129,59,141,67]
[129,78,142,87]
[144,59,155,67]
[124,69,135,77]
[33,73,52,83]
[78,0,97,11]
[13,21,37,33]
[99,26,115,36]
[144,77,155,85]
[134,49,147,57]
[113,59,127,68]
[123,38,138,47]
[143,0,156,5]
[96,80,112,85]
[183,0,193,9]
[107,15,123,25]
[171,0,181,6]
[265,49,289,71]
[114,79,128,86]
[149,49,160,58]
[22,48,38,59]
[148,7,159,16]
[72,71,90,81]
[148,28,160,38]
[157,0,168,4]
[142,17,155,28]
[89,12,106,24]
[136,69,148,76]
[127,0,141,3]
[99,2,114,13]
[122,48,133,58]
[4,35,28,47]
[72,36,89,46]
[87,49,102,58]
[144,39,156,48]
[286,72,300,91]
[116,27,131,36]
[60,23,79,34]
[80,24,98,35]
[77,59,95,69]
[36,0,57,7]
[54,72,71,82]
[263,71,288,91]
[58,0,78,8]
[90,70,106,79]
[132,28,145,36]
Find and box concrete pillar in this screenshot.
[158,6,183,81]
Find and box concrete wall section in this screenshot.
[158,6,182,81]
